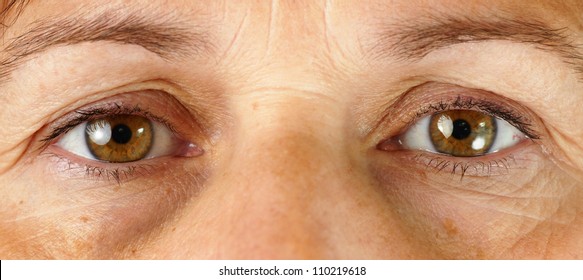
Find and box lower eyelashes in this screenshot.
[374,140,536,181]
[372,83,545,180]
[38,91,207,183]
[412,152,518,178]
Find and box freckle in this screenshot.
[252,102,258,110]
[165,188,172,195]
[19,200,23,205]
[443,218,458,236]
[80,216,90,223]
[131,249,137,254]
[171,227,176,232]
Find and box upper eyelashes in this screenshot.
[35,90,209,183]
[57,114,194,163]
[400,109,527,157]
[42,93,205,168]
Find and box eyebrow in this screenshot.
[372,15,583,74]
[0,10,211,82]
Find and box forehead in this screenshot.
[5,1,580,56]
[8,0,583,26]
[2,0,582,83]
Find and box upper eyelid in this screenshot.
[40,103,176,147]
[37,87,211,155]
[365,82,546,150]
[379,83,540,136]
[410,96,540,140]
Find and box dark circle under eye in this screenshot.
[429,110,497,157]
[85,115,153,162]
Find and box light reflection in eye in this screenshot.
[57,114,194,162]
[401,110,526,157]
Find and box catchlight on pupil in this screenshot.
[85,115,153,162]
[429,110,496,157]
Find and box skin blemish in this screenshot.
[80,216,90,223]
[443,218,458,237]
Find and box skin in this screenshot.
[1,0,583,259]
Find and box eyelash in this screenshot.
[41,103,176,145]
[42,93,537,181]
[41,103,176,183]
[48,152,156,184]
[389,95,539,179]
[411,95,539,140]
[412,152,521,180]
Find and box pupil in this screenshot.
[111,124,132,144]
[452,119,471,140]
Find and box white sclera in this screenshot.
[488,118,525,153]
[57,122,94,159]
[57,118,182,161]
[401,114,526,155]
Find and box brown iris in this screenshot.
[85,115,153,162]
[429,110,496,157]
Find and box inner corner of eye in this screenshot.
[376,116,431,152]
[180,142,204,158]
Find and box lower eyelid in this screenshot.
[42,145,160,184]
[412,153,517,178]
[377,140,536,179]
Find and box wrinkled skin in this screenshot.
[1,0,583,259]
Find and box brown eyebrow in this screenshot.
[0,9,212,82]
[0,0,30,29]
[372,15,583,74]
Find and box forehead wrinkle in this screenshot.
[370,13,583,75]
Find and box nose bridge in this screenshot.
[144,90,416,259]
[209,94,347,258]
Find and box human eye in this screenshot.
[399,109,527,157]
[58,114,191,163]
[40,91,203,182]
[376,83,542,177]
